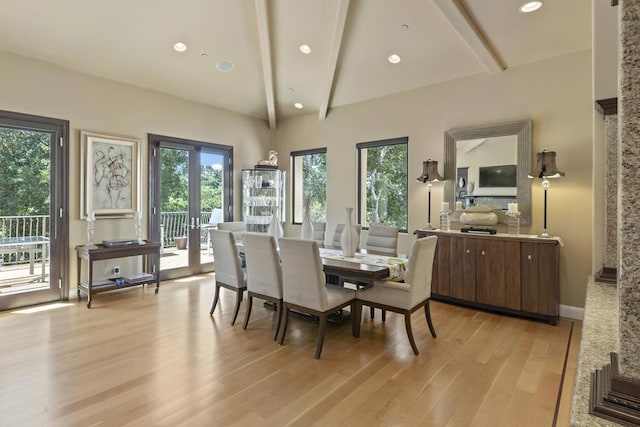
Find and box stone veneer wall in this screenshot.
[604,115,618,269]
[571,279,620,426]
[618,0,640,380]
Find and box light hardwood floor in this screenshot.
[0,274,579,426]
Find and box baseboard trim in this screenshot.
[560,304,584,320]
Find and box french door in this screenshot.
[148,134,233,280]
[0,110,68,311]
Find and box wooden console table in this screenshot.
[76,241,161,308]
[415,229,560,324]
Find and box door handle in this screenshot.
[190,217,196,229]
[196,217,201,229]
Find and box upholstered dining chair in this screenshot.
[354,235,438,355]
[364,224,399,256]
[209,229,247,325]
[241,232,283,340]
[331,223,362,249]
[312,221,327,247]
[277,238,356,359]
[216,221,246,242]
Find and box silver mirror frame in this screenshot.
[444,120,532,225]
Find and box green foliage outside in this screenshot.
[301,153,327,221]
[160,148,222,212]
[0,128,50,216]
[363,143,407,230]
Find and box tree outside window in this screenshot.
[357,138,408,232]
[291,148,327,223]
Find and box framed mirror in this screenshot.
[444,120,532,225]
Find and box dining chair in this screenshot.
[216,221,246,242]
[209,229,247,325]
[364,224,399,256]
[241,232,283,340]
[331,223,362,249]
[312,221,327,247]
[354,235,438,355]
[277,238,356,359]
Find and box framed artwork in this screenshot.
[80,130,140,218]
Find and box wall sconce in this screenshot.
[528,148,564,238]
[417,159,445,229]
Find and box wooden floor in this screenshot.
[0,274,580,427]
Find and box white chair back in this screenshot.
[312,221,326,246]
[278,238,327,312]
[242,232,283,299]
[217,221,246,242]
[364,225,399,255]
[210,229,245,288]
[404,236,438,306]
[331,223,362,248]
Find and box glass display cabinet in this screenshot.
[242,168,286,233]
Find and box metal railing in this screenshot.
[0,215,49,266]
[161,211,214,248]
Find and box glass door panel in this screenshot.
[0,121,65,310]
[159,146,191,274]
[150,135,232,281]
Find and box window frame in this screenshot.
[290,147,327,225]
[356,137,408,233]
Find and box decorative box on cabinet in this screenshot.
[415,229,559,324]
[242,168,286,233]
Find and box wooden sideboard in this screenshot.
[415,229,559,324]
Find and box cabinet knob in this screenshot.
[527,254,532,260]
[481,251,485,256]
[466,249,470,254]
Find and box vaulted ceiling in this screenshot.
[0,0,590,128]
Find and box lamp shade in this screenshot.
[416,159,444,183]
[528,148,564,179]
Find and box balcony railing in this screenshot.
[161,211,214,248]
[0,215,49,267]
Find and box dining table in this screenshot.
[318,247,407,286]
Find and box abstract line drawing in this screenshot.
[81,131,139,218]
[93,143,131,209]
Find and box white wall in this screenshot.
[0,51,273,285]
[276,50,593,308]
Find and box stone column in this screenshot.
[618,0,640,380]
[605,115,618,270]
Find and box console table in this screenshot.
[415,229,560,324]
[76,241,161,308]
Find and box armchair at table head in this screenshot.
[355,235,438,355]
[241,232,283,340]
[209,229,247,325]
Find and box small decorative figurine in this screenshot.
[257,150,278,168]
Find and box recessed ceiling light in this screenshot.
[173,42,187,52]
[401,24,409,31]
[294,102,304,109]
[216,60,234,72]
[388,54,401,64]
[519,1,543,13]
[299,44,311,54]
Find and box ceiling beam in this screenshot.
[255,0,277,129]
[319,0,351,121]
[432,0,505,73]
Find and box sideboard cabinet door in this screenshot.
[432,235,451,297]
[521,242,559,317]
[476,239,506,307]
[450,236,476,302]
